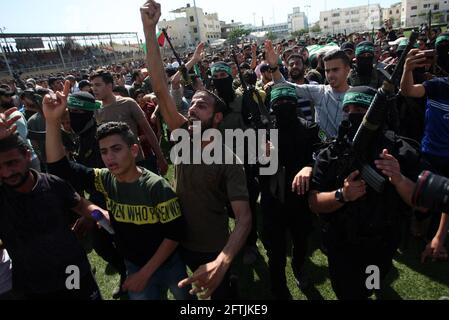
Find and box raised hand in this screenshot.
[264,40,279,68]
[192,42,205,63]
[140,0,161,32]
[42,80,71,123]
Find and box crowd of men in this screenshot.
[0,0,448,300]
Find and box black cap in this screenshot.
[260,64,270,73]
[0,88,14,97]
[78,80,91,90]
[341,42,355,52]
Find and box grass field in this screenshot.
[87,165,449,300]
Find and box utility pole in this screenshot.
[193,0,201,42]
[0,27,13,77]
[305,5,311,38]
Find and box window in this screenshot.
[423,4,428,8]
[390,10,393,14]
[346,20,350,23]
[193,27,198,33]
[332,13,340,17]
[411,6,417,10]
[190,16,194,22]
[434,4,439,10]
[324,17,328,21]
[410,14,417,17]
[333,21,340,25]
[396,9,399,14]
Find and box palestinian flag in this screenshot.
[157,30,166,47]
[141,30,165,54]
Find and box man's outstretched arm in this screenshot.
[141,0,187,132]
[44,81,71,163]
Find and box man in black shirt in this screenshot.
[0,112,102,299]
[308,86,423,299]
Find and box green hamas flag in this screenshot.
[307,43,339,62]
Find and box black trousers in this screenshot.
[88,191,127,279]
[24,272,102,300]
[323,228,400,300]
[244,165,260,247]
[91,227,127,279]
[179,247,233,300]
[259,176,313,296]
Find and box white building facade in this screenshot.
[401,0,449,27]
[157,3,221,48]
[288,7,309,32]
[319,4,383,34]
[382,2,402,28]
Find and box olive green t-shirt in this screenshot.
[94,96,146,162]
[173,140,249,253]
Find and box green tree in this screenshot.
[266,31,277,41]
[227,28,250,43]
[291,29,307,38]
[310,23,321,33]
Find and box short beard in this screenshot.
[3,170,31,189]
[290,69,304,81]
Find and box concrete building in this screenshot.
[319,4,383,34]
[251,22,290,35]
[220,20,244,39]
[382,2,402,28]
[157,3,221,48]
[400,0,449,27]
[158,17,193,48]
[288,7,309,32]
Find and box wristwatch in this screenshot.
[335,188,346,204]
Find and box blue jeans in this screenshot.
[124,252,193,300]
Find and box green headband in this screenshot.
[355,45,374,56]
[68,95,101,111]
[211,64,232,76]
[343,92,374,108]
[398,39,418,51]
[436,35,449,46]
[270,86,297,104]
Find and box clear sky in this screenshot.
[2,0,399,40]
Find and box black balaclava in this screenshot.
[211,62,235,104]
[355,41,375,76]
[356,55,374,76]
[69,111,94,134]
[270,84,299,129]
[213,76,235,104]
[346,113,365,139]
[342,86,376,139]
[273,101,298,129]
